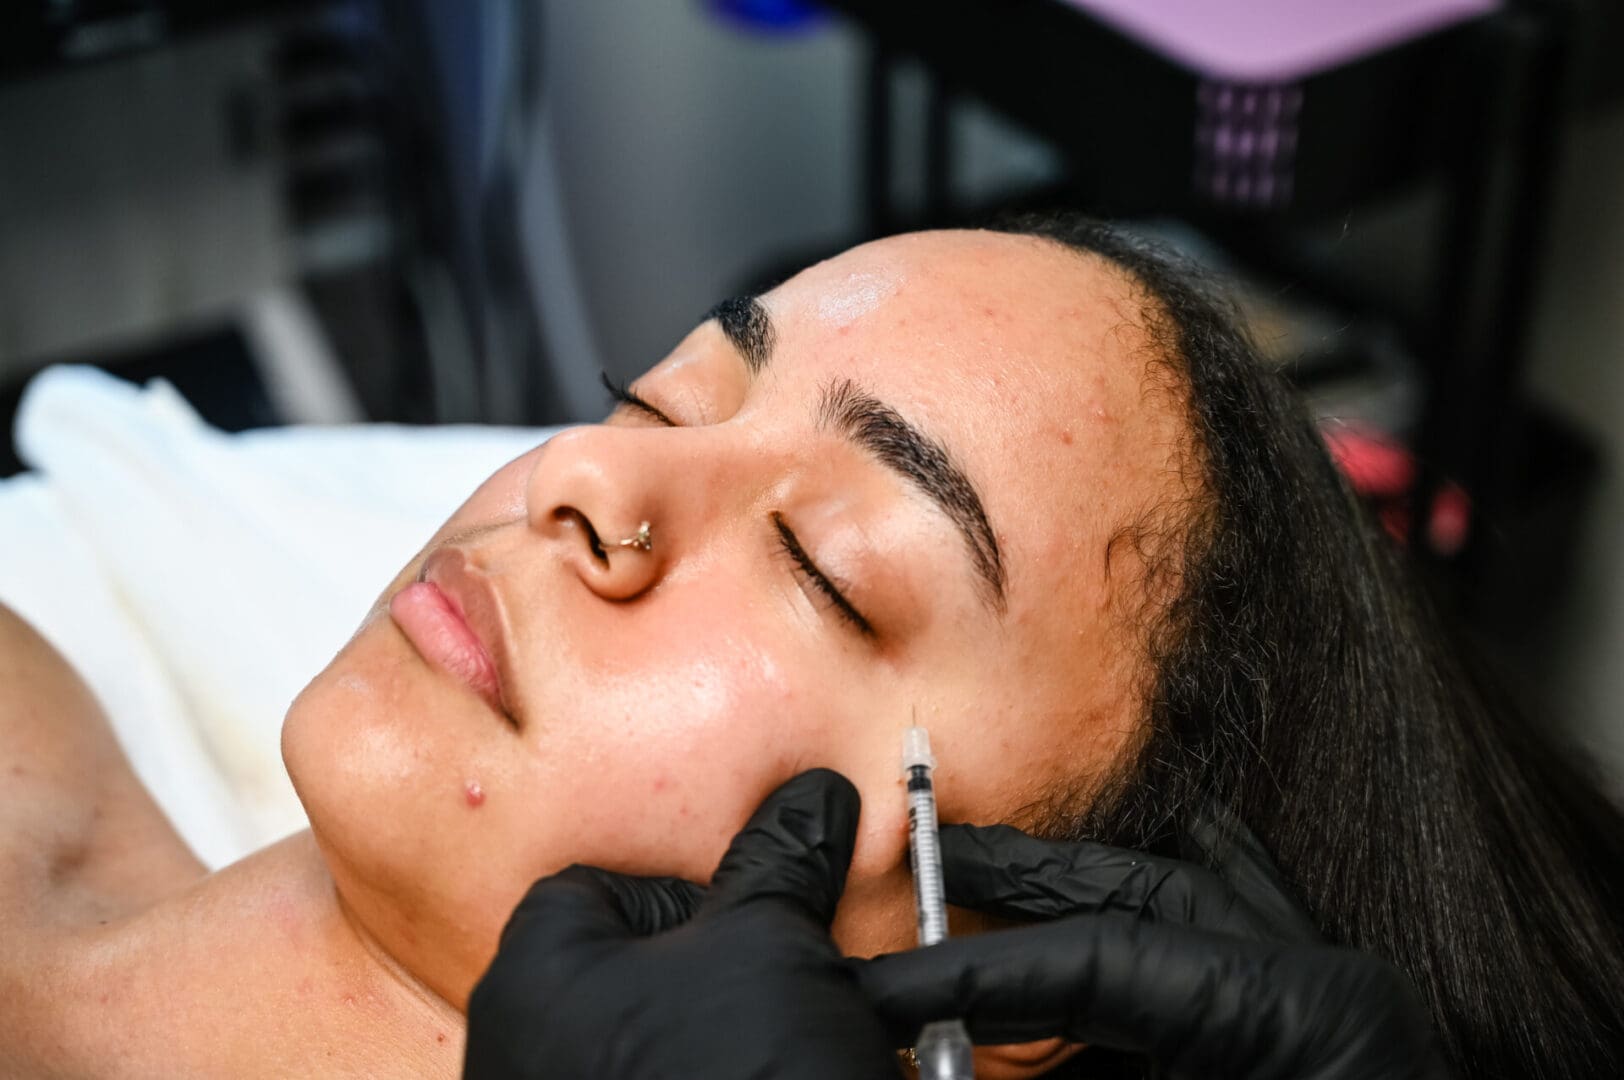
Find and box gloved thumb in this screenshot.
[702,768,861,926]
[498,864,703,956]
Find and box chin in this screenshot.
[280,639,421,842]
[280,670,332,819]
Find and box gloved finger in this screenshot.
[852,915,1106,1046]
[500,864,704,953]
[703,767,861,926]
[853,915,1437,1075]
[940,824,1270,940]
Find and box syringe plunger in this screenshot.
[916,1019,975,1079]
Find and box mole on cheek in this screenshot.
[464,780,485,808]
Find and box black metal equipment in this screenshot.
[823,0,1600,629]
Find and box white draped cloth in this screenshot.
[0,366,556,867]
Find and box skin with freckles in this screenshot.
[0,229,1192,1079]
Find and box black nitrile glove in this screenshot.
[853,820,1453,1080]
[464,768,899,1080]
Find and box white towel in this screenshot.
[1,365,557,867]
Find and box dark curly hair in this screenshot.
[995,212,1624,1078]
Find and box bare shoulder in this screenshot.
[0,600,205,920]
[0,602,214,1074]
[15,835,462,1079]
[0,615,450,1078]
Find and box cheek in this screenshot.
[512,591,839,884]
[456,450,538,524]
[506,573,930,908]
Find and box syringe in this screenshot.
[903,726,975,1080]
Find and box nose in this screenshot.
[525,427,666,600]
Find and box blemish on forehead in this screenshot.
[817,269,901,328]
[464,780,485,808]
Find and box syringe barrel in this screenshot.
[904,726,974,1078]
[907,763,950,946]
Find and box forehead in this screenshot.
[757,229,1189,620]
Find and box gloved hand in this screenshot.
[853,819,1453,1080]
[464,768,899,1080]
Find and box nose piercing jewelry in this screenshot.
[617,521,653,553]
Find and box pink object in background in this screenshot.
[1322,423,1472,556]
[1058,0,1500,81]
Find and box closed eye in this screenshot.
[603,372,871,639]
[601,372,676,426]
[772,513,875,639]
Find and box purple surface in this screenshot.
[1060,0,1500,81]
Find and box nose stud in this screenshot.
[616,521,653,553]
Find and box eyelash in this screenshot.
[772,513,875,639]
[601,371,674,425]
[602,371,873,639]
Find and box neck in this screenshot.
[77,832,467,1078]
[326,848,469,1035]
[254,832,468,1072]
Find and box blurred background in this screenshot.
[2,0,1622,789]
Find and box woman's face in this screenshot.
[282,229,1187,1010]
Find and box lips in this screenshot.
[389,549,514,720]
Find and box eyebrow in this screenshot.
[817,380,1007,614]
[702,294,1006,614]
[704,295,776,374]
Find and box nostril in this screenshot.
[553,506,609,564]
